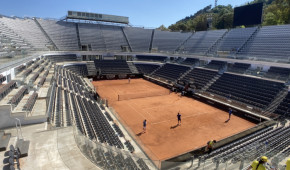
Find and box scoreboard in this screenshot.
[67,11,129,24]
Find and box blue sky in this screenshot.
[0,0,250,28]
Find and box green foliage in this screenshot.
[168,0,289,32]
[157,25,170,31]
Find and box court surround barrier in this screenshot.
[72,124,160,170]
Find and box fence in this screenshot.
[72,125,159,170]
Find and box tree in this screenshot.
[157,25,169,31]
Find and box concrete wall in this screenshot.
[0,105,47,129]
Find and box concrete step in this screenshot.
[0,132,11,152]
[16,139,30,157]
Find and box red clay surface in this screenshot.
[93,79,256,161]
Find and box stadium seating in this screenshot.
[180,58,199,66]
[207,73,285,109]
[64,64,88,76]
[205,125,290,166]
[78,23,106,51]
[0,17,50,50]
[123,27,152,52]
[22,92,38,112]
[0,80,17,100]
[274,92,290,116]
[183,29,227,54]
[265,67,290,81]
[37,19,79,50]
[238,24,290,60]
[227,62,251,74]
[179,68,219,89]
[53,67,125,149]
[14,65,26,75]
[152,30,191,53]
[8,86,28,106]
[94,60,131,75]
[134,64,160,75]
[218,27,257,52]
[204,60,227,70]
[0,74,6,84]
[45,54,77,63]
[22,68,32,77]
[100,25,128,52]
[135,55,167,62]
[79,24,128,52]
[152,63,190,82]
[29,73,39,83]
[0,18,32,50]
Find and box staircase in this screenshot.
[201,74,222,92]
[149,29,155,52]
[34,19,58,50]
[205,30,229,56]
[236,26,260,55]
[75,23,82,50]
[127,62,139,74]
[150,64,164,76]
[263,87,289,115]
[86,61,97,76]
[178,67,194,81]
[175,32,195,53]
[121,27,132,52]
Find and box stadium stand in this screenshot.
[207,73,285,109]
[78,23,106,51]
[22,92,38,112]
[0,80,17,100]
[201,124,290,170]
[0,18,31,51]
[274,92,290,116]
[64,64,88,76]
[37,19,79,50]
[135,55,167,62]
[183,29,227,54]
[100,25,128,52]
[265,66,290,81]
[152,63,190,82]
[0,74,6,84]
[152,30,191,53]
[227,62,251,74]
[45,54,78,63]
[8,86,28,106]
[217,27,257,52]
[2,12,290,170]
[94,60,131,75]
[204,60,227,70]
[123,27,152,52]
[178,68,219,89]
[180,58,199,66]
[0,17,51,50]
[135,63,161,75]
[238,24,290,60]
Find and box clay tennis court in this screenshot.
[93,79,256,161]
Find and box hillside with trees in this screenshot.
[165,0,289,32]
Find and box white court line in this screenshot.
[127,103,146,120]
[150,112,204,125]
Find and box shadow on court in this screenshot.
[136,131,145,136]
[170,124,179,129]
